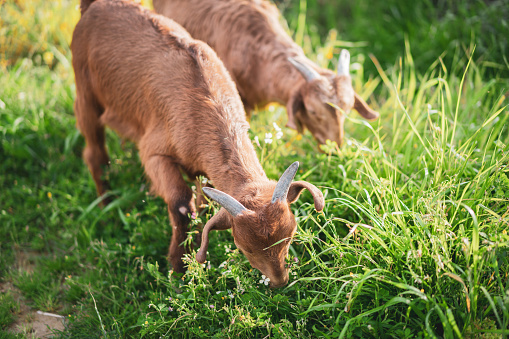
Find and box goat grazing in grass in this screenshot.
[153,0,379,146]
[72,0,324,287]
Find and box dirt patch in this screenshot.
[14,248,35,274]
[1,249,66,338]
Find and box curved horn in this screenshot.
[337,49,350,76]
[271,161,299,203]
[288,57,321,82]
[202,187,248,217]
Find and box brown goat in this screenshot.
[72,0,324,287]
[153,0,379,146]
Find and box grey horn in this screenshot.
[337,49,350,76]
[202,187,248,217]
[288,57,321,82]
[271,161,299,203]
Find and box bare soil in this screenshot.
[1,249,66,338]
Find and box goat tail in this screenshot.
[80,0,96,15]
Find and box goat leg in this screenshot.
[74,91,111,204]
[142,154,196,273]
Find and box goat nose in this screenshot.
[269,276,289,289]
[269,282,285,289]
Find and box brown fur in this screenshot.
[153,0,379,146]
[72,0,324,287]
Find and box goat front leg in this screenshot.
[143,155,196,273]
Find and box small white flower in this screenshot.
[201,177,208,184]
[259,275,270,285]
[264,133,273,144]
[253,135,261,147]
[273,122,283,139]
[427,103,438,114]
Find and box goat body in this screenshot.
[153,0,379,146]
[72,0,324,287]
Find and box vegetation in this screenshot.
[1,0,508,337]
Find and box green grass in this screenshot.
[1,0,508,338]
[0,292,19,330]
[280,0,509,78]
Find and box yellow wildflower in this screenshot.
[325,46,333,60]
[43,51,54,65]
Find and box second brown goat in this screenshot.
[153,0,379,146]
[72,0,324,287]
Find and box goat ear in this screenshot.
[354,92,379,120]
[287,181,325,212]
[286,91,304,133]
[196,209,231,263]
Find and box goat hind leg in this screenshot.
[75,95,111,201]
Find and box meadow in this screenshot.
[1,0,508,337]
